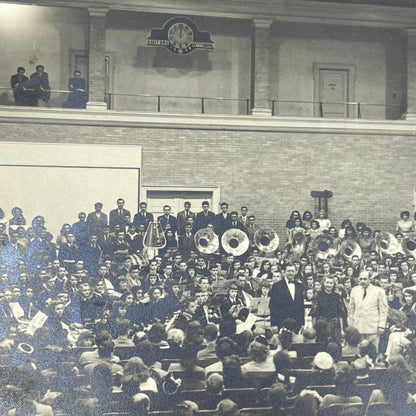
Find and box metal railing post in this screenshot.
[201,97,205,114]
[246,99,250,115]
[319,102,324,118]
[157,96,161,112]
[107,93,112,110]
[357,103,362,119]
[271,100,275,116]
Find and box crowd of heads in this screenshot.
[0,202,415,414]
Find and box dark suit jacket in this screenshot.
[178,233,196,259]
[214,213,232,236]
[269,279,305,330]
[157,214,178,234]
[87,211,108,235]
[195,211,216,231]
[109,208,131,229]
[229,221,245,231]
[177,210,196,235]
[133,211,154,230]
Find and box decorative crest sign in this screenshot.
[147,17,214,55]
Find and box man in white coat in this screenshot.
[347,271,388,351]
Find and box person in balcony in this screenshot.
[29,64,51,107]
[63,70,88,109]
[10,67,28,105]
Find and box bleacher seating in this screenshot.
[318,404,364,416]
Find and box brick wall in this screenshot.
[0,121,414,239]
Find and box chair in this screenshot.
[291,342,326,357]
[239,407,274,416]
[113,346,137,360]
[318,403,364,416]
[197,357,220,368]
[365,402,392,416]
[161,358,180,371]
[223,388,259,408]
[307,385,337,396]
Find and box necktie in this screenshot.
[363,288,367,299]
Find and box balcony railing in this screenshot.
[0,87,407,120]
[270,99,405,120]
[106,92,251,115]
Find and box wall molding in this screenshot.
[0,106,415,136]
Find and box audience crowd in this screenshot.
[0,201,416,416]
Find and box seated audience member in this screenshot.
[159,328,186,360]
[215,399,240,416]
[269,382,290,416]
[205,337,237,375]
[174,400,199,416]
[241,335,274,374]
[10,67,29,105]
[84,340,123,380]
[292,392,320,416]
[302,327,316,344]
[222,354,251,389]
[123,356,158,393]
[342,327,361,356]
[319,364,363,409]
[310,352,335,385]
[197,323,219,360]
[367,366,416,416]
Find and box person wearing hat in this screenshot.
[220,283,247,321]
[241,335,274,375]
[348,271,388,351]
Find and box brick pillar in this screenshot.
[87,8,109,111]
[406,28,416,120]
[251,19,273,116]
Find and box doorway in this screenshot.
[313,63,356,118]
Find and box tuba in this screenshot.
[194,228,220,254]
[290,230,306,260]
[402,232,416,257]
[311,234,337,260]
[339,239,362,262]
[221,229,249,256]
[375,231,403,256]
[143,221,167,249]
[254,227,280,253]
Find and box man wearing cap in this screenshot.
[270,263,305,332]
[87,202,108,237]
[177,201,196,236]
[133,202,154,231]
[348,271,388,350]
[195,201,216,231]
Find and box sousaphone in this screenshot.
[221,229,249,256]
[402,232,416,257]
[195,228,220,254]
[339,239,362,262]
[375,231,403,256]
[311,234,337,260]
[143,221,167,249]
[254,227,280,253]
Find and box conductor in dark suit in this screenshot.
[133,202,154,231]
[109,198,131,230]
[270,263,305,332]
[177,201,196,235]
[195,201,215,231]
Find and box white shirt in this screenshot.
[285,277,296,300]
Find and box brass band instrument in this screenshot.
[311,234,337,260]
[375,231,403,256]
[221,229,249,256]
[143,221,167,249]
[254,227,280,253]
[338,239,362,262]
[402,232,416,257]
[194,228,220,254]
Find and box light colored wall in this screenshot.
[0,4,87,106]
[105,12,252,114]
[270,23,405,119]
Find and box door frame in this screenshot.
[141,186,221,214]
[313,63,356,118]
